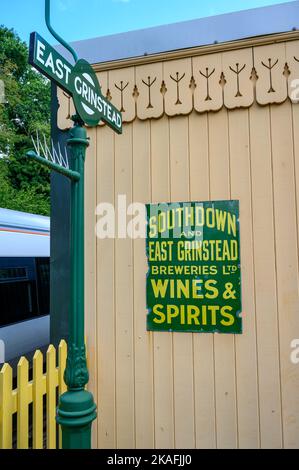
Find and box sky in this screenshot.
[0,0,295,45]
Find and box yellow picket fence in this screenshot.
[0,340,67,449]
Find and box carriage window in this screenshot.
[35,258,50,316]
[0,267,27,282]
[0,257,49,328]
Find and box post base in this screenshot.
[56,389,97,449]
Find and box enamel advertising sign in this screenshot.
[146,200,242,334]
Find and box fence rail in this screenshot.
[0,340,67,449]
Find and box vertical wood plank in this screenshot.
[208,108,238,449]
[17,357,29,449]
[271,101,299,448]
[249,103,282,448]
[33,350,44,449]
[169,115,195,448]
[46,345,56,449]
[114,124,135,448]
[96,125,116,448]
[85,126,98,448]
[189,111,217,448]
[151,116,174,448]
[132,119,154,448]
[0,364,13,449]
[291,103,299,271]
[228,108,259,448]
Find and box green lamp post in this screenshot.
[27,0,122,449]
[56,117,97,449]
[28,116,96,448]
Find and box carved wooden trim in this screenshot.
[57,36,299,130]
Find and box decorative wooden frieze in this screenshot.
[97,71,109,127]
[192,54,223,112]
[163,58,193,116]
[135,62,164,120]
[108,67,136,122]
[222,48,254,109]
[57,39,299,130]
[254,43,288,105]
[286,40,299,103]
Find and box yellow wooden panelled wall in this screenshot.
[0,341,67,449]
[58,33,299,449]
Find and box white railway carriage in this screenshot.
[0,208,50,364]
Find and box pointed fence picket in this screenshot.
[0,340,67,449]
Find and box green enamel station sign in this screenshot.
[146,200,242,334]
[29,32,122,132]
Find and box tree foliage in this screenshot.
[0,160,49,215]
[0,26,51,215]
